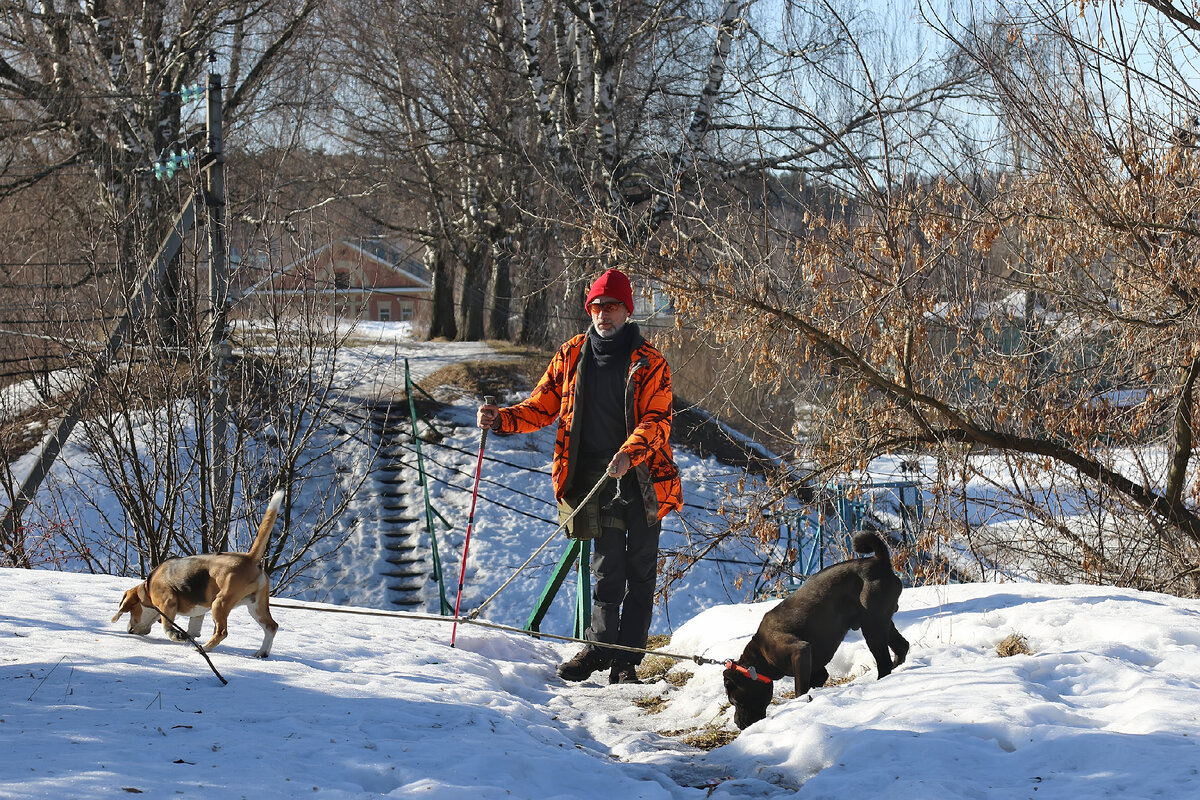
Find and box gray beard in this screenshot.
[593,320,626,339]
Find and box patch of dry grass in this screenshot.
[421,347,553,403]
[997,632,1034,657]
[669,726,739,751]
[662,669,693,688]
[825,666,869,686]
[421,361,522,402]
[632,694,669,714]
[635,655,675,683]
[0,402,59,457]
[634,635,694,686]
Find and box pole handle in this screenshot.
[481,396,495,443]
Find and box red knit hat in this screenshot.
[584,269,634,314]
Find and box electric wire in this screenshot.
[315,391,789,583]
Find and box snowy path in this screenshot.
[7,569,1200,799]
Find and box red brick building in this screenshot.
[239,238,433,332]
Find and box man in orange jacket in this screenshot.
[478,268,682,684]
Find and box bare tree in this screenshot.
[0,2,401,586]
[639,0,1200,595]
[0,0,321,338]
[9,205,389,592]
[333,0,768,345]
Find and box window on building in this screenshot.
[334,271,350,290]
[400,300,414,321]
[379,305,391,321]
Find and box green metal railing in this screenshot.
[525,538,591,637]
[404,359,452,615]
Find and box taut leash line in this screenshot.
[141,602,229,685]
[466,472,612,620]
[269,598,723,667]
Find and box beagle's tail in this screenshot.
[851,531,892,562]
[248,490,285,563]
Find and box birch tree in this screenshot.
[333,0,512,341]
[335,0,765,345]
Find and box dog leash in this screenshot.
[269,598,726,667]
[141,593,744,686]
[140,602,228,685]
[465,472,613,621]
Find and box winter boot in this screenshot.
[608,662,642,685]
[557,647,611,682]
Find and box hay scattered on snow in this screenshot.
[632,694,669,714]
[997,632,1034,657]
[680,727,739,751]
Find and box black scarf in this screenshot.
[587,321,638,368]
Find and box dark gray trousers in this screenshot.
[585,476,661,664]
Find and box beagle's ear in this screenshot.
[111,588,140,622]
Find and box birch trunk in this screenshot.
[427,233,459,341]
[517,0,573,184]
[646,0,742,235]
[586,0,624,223]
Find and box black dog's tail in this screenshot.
[852,531,891,561]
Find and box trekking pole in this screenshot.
[451,396,493,647]
[467,471,611,620]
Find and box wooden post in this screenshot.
[205,66,231,550]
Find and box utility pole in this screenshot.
[205,60,231,551]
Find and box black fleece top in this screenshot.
[575,322,638,478]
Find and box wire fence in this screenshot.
[357,371,933,619]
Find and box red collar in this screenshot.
[724,659,773,684]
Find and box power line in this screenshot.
[3,90,172,101]
[0,266,121,272]
[360,437,775,574]
[328,398,727,519]
[351,418,725,523]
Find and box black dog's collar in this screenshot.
[723,659,773,684]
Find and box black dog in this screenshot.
[722,531,909,729]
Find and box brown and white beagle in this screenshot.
[111,490,284,658]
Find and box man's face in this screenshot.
[588,295,630,338]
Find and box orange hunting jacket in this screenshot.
[493,331,682,522]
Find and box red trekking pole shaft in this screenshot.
[452,396,493,647]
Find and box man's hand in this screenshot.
[477,403,500,430]
[607,451,631,478]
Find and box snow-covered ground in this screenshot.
[4,321,1200,798]
[326,320,508,401]
[4,570,1199,799]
